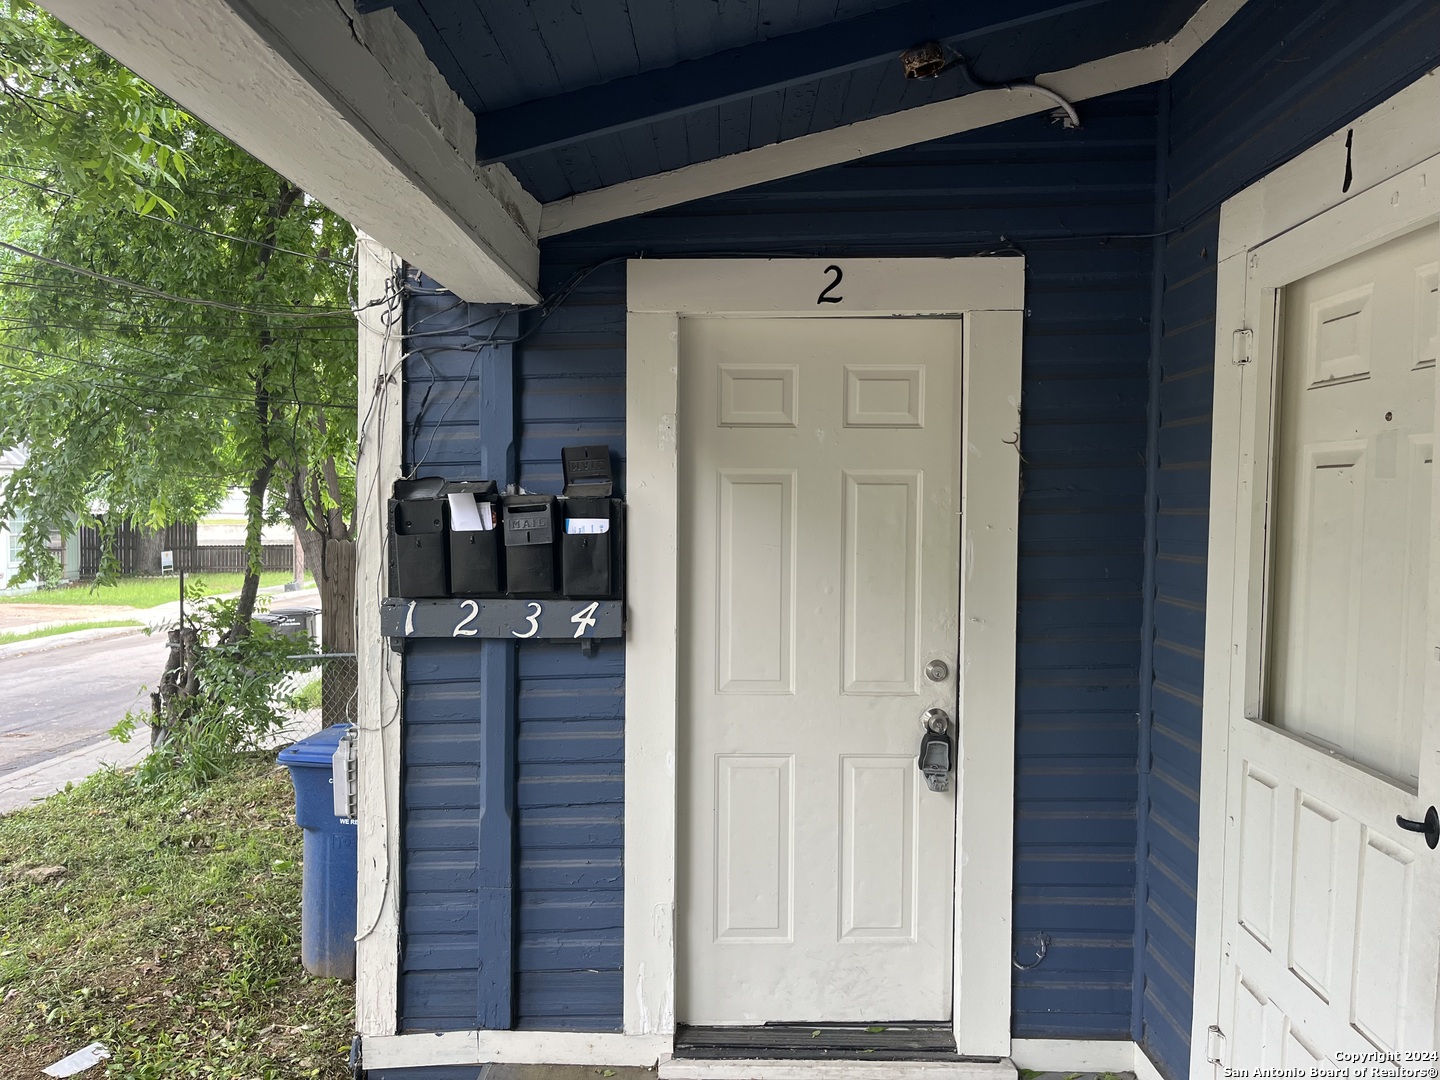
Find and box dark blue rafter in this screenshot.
[472,0,1114,164]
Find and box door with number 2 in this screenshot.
[676,315,962,1025]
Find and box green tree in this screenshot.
[0,0,188,211]
[0,0,359,660]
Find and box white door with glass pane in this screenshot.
[676,316,961,1025]
[1211,220,1440,1066]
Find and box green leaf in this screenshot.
[865,1025,887,1034]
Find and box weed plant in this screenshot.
[113,594,305,790]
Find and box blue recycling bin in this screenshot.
[278,724,357,981]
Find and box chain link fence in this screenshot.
[284,652,359,730]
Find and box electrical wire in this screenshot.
[941,51,1081,130]
[0,335,354,407]
[0,238,373,318]
[0,172,354,267]
[0,348,356,410]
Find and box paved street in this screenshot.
[0,631,167,777]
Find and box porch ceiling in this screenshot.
[355,0,1202,204]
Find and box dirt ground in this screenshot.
[0,603,144,632]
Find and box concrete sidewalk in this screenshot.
[0,623,147,661]
[0,735,148,814]
[0,710,324,816]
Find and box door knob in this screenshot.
[924,659,949,682]
[1396,806,1439,849]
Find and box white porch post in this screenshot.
[353,236,405,1036]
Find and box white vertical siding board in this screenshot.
[354,235,405,1036]
[623,308,683,1038]
[953,309,1023,1057]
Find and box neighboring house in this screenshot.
[0,447,23,589]
[44,1,1440,1079]
[195,487,295,548]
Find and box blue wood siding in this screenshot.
[400,86,1158,1038]
[1137,4,1440,1076]
[400,287,626,1033]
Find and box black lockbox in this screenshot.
[446,480,502,596]
[391,477,448,598]
[503,494,558,596]
[560,445,618,599]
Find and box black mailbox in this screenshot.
[446,480,502,596]
[503,494,558,596]
[391,477,448,598]
[560,445,617,599]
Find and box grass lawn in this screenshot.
[0,757,351,1079]
[0,572,306,610]
[0,620,143,647]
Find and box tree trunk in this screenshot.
[224,459,275,642]
[150,625,199,750]
[133,527,164,576]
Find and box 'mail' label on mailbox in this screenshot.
[508,513,548,532]
[568,457,607,475]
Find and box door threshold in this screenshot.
[675,1023,958,1060]
[666,1025,1012,1078]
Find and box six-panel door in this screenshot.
[676,316,962,1025]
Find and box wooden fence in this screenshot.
[78,521,292,578]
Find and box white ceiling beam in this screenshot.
[538,0,1249,239]
[39,0,541,303]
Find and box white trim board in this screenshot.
[660,1062,1016,1080]
[353,235,406,1036]
[1132,1045,1169,1080]
[625,257,1023,1058]
[1191,65,1440,1080]
[361,1031,671,1071]
[539,0,1249,237]
[38,0,540,303]
[1008,1039,1135,1073]
[1009,1039,1173,1078]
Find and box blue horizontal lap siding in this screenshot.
[400,279,628,1033]
[514,642,625,1029]
[400,288,498,1034]
[532,87,1157,1039]
[1137,4,1440,1077]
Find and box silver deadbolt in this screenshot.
[925,659,949,682]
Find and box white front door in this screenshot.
[1212,221,1440,1064]
[676,316,961,1025]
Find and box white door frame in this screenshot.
[625,257,1024,1057]
[1192,70,1440,1079]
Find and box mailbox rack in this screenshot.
[380,596,624,645]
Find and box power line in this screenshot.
[0,172,356,268]
[0,238,361,318]
[0,338,354,408]
[0,348,357,410]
